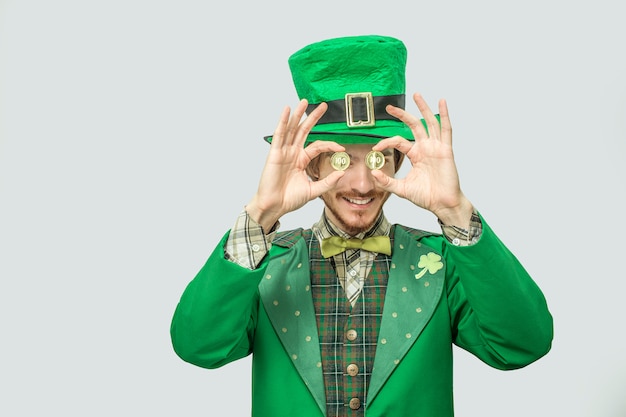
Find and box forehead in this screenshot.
[340,143,392,156]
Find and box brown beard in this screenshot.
[321,191,390,236]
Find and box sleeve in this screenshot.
[224,209,279,270]
[438,209,482,247]
[170,231,270,369]
[430,213,553,370]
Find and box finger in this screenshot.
[370,169,401,195]
[304,139,345,157]
[413,93,441,139]
[309,170,345,197]
[385,104,429,139]
[438,98,453,146]
[372,135,413,155]
[270,105,293,147]
[284,99,310,146]
[292,101,328,147]
[303,101,328,128]
[302,139,345,165]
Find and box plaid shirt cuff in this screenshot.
[224,209,279,270]
[438,209,482,247]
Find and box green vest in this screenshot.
[303,227,390,416]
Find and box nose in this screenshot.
[344,159,375,194]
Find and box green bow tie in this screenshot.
[320,235,392,258]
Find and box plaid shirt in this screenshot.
[224,209,482,415]
[311,213,391,307]
[225,209,481,269]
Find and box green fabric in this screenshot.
[289,35,406,104]
[265,35,418,145]
[170,215,553,417]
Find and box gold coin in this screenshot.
[365,151,385,170]
[330,152,350,171]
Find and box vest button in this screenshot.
[347,363,359,376]
[346,329,358,341]
[349,397,361,410]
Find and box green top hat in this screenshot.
[264,35,415,145]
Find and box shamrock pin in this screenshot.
[415,252,443,279]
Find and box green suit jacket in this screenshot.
[171,216,553,416]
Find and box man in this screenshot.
[170,35,553,417]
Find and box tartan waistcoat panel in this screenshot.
[303,229,393,417]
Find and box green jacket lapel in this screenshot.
[258,237,326,415]
[367,226,446,405]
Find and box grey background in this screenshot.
[1,0,624,416]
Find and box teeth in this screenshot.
[347,198,371,205]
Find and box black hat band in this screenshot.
[306,94,405,128]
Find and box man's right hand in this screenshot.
[245,99,345,232]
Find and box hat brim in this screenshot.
[263,120,415,145]
[263,116,440,145]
